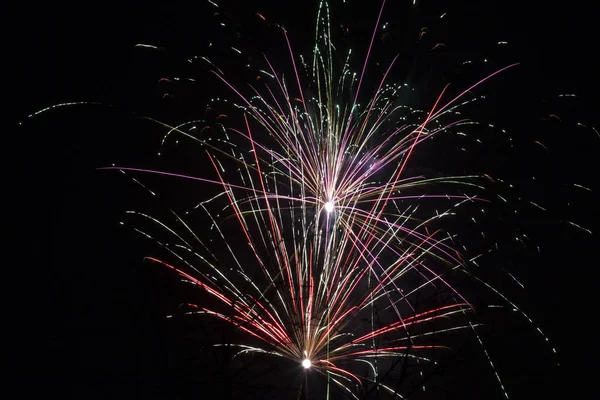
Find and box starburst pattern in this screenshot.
[27,0,595,398]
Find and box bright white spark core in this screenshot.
[324,201,334,213]
[302,359,312,369]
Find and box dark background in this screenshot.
[11,0,598,398]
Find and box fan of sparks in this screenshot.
[110,1,553,398]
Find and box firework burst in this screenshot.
[103,2,546,397]
[27,0,596,398]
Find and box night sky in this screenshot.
[14,1,598,398]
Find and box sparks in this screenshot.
[38,1,586,398]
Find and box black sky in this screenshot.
[12,0,598,398]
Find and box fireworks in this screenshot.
[27,0,596,398]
